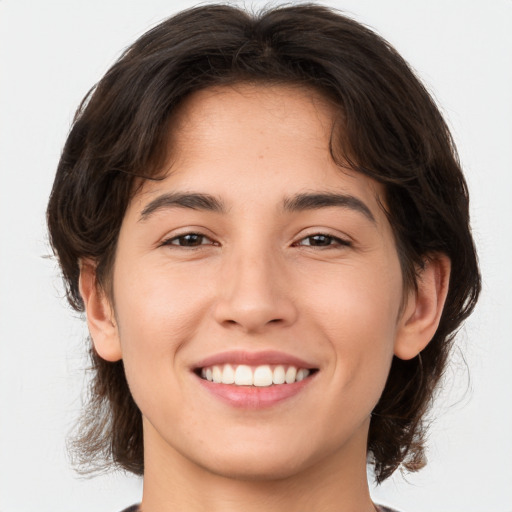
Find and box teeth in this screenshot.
[285,366,297,384]
[272,365,286,385]
[200,364,312,386]
[253,365,273,387]
[212,365,222,383]
[221,364,235,384]
[296,368,309,381]
[234,365,253,386]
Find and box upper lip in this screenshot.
[193,350,318,370]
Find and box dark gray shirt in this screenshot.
[121,505,401,511]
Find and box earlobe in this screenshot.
[78,259,122,362]
[394,254,451,360]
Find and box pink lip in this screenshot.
[196,374,316,408]
[193,350,317,370]
[192,350,318,409]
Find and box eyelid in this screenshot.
[159,230,218,248]
[293,231,353,248]
[157,228,352,250]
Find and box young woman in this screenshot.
[46,4,480,511]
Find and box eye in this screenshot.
[296,234,351,248]
[162,233,215,248]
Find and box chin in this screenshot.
[198,452,311,482]
[184,432,333,482]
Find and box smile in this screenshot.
[199,364,313,387]
[193,351,319,407]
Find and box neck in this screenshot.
[140,420,376,512]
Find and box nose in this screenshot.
[213,248,298,334]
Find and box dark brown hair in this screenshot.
[47,4,480,482]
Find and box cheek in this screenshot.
[304,257,403,333]
[115,258,214,336]
[111,260,215,390]
[303,259,402,388]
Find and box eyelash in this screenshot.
[294,233,352,249]
[161,233,216,248]
[160,232,352,250]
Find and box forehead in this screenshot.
[170,83,335,144]
[167,84,338,174]
[131,84,387,222]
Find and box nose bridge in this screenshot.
[214,238,297,332]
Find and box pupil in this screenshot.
[311,235,330,246]
[182,234,202,246]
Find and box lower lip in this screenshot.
[196,374,315,408]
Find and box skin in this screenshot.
[80,84,450,512]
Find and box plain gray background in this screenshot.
[1,0,511,510]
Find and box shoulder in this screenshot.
[376,506,403,512]
[120,504,400,512]
[120,505,400,512]
[119,505,403,512]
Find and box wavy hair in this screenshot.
[47,4,480,482]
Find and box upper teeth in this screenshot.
[200,364,311,387]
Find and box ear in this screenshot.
[394,254,451,360]
[78,259,122,362]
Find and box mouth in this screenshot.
[192,351,319,407]
[195,363,318,387]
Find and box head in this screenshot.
[47,4,480,483]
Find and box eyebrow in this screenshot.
[139,192,226,221]
[282,192,376,222]
[139,191,375,223]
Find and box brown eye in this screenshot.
[305,235,332,246]
[165,233,211,247]
[297,234,351,248]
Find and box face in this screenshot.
[104,84,411,480]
